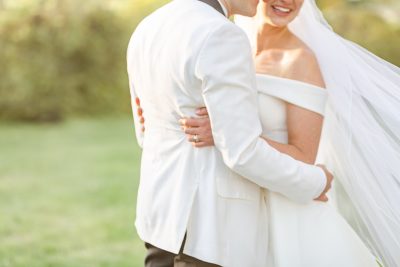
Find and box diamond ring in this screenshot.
[192,134,200,143]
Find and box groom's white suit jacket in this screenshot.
[128,0,326,265]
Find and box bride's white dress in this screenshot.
[257,73,379,267]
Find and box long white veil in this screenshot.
[236,1,400,266]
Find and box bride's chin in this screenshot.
[261,20,286,28]
[268,16,292,27]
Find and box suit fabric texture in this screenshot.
[127,0,326,265]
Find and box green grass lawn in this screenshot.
[0,116,145,267]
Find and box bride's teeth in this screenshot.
[274,6,290,13]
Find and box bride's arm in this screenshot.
[258,48,326,164]
[181,52,325,164]
[262,104,323,165]
[180,105,323,165]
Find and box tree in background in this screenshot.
[0,0,398,122]
[318,0,400,66]
[0,1,131,122]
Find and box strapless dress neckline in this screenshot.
[256,73,328,116]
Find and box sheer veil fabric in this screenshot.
[236,1,400,266]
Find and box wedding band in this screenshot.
[192,134,200,143]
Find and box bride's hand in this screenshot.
[179,107,215,148]
[314,164,334,202]
[135,97,145,132]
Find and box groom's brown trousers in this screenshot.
[144,235,221,267]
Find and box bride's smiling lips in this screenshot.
[271,4,292,16]
[265,0,294,17]
[273,5,291,14]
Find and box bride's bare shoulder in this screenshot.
[286,40,326,89]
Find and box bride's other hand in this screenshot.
[135,97,145,132]
[314,164,334,202]
[179,107,214,148]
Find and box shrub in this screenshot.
[0,0,398,122]
[0,2,132,122]
[323,5,400,67]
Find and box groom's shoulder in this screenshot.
[180,1,237,31]
[138,0,238,31]
[132,0,248,49]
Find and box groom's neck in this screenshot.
[223,0,258,17]
[218,0,231,16]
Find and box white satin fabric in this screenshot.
[236,1,400,264]
[257,74,379,267]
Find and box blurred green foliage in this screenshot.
[0,0,398,122]
[319,0,400,67]
[0,1,133,121]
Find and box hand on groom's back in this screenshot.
[179,107,215,148]
[134,99,215,148]
[135,97,145,133]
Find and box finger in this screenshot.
[315,195,328,202]
[196,107,209,116]
[179,118,190,127]
[135,97,140,106]
[318,164,334,180]
[137,107,143,116]
[184,127,201,135]
[192,140,215,148]
[186,132,213,141]
[180,117,204,128]
[139,116,145,124]
[187,134,202,143]
[321,186,331,196]
[141,126,145,133]
[192,142,208,148]
[187,135,212,145]
[187,135,194,142]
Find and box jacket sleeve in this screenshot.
[195,23,326,203]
